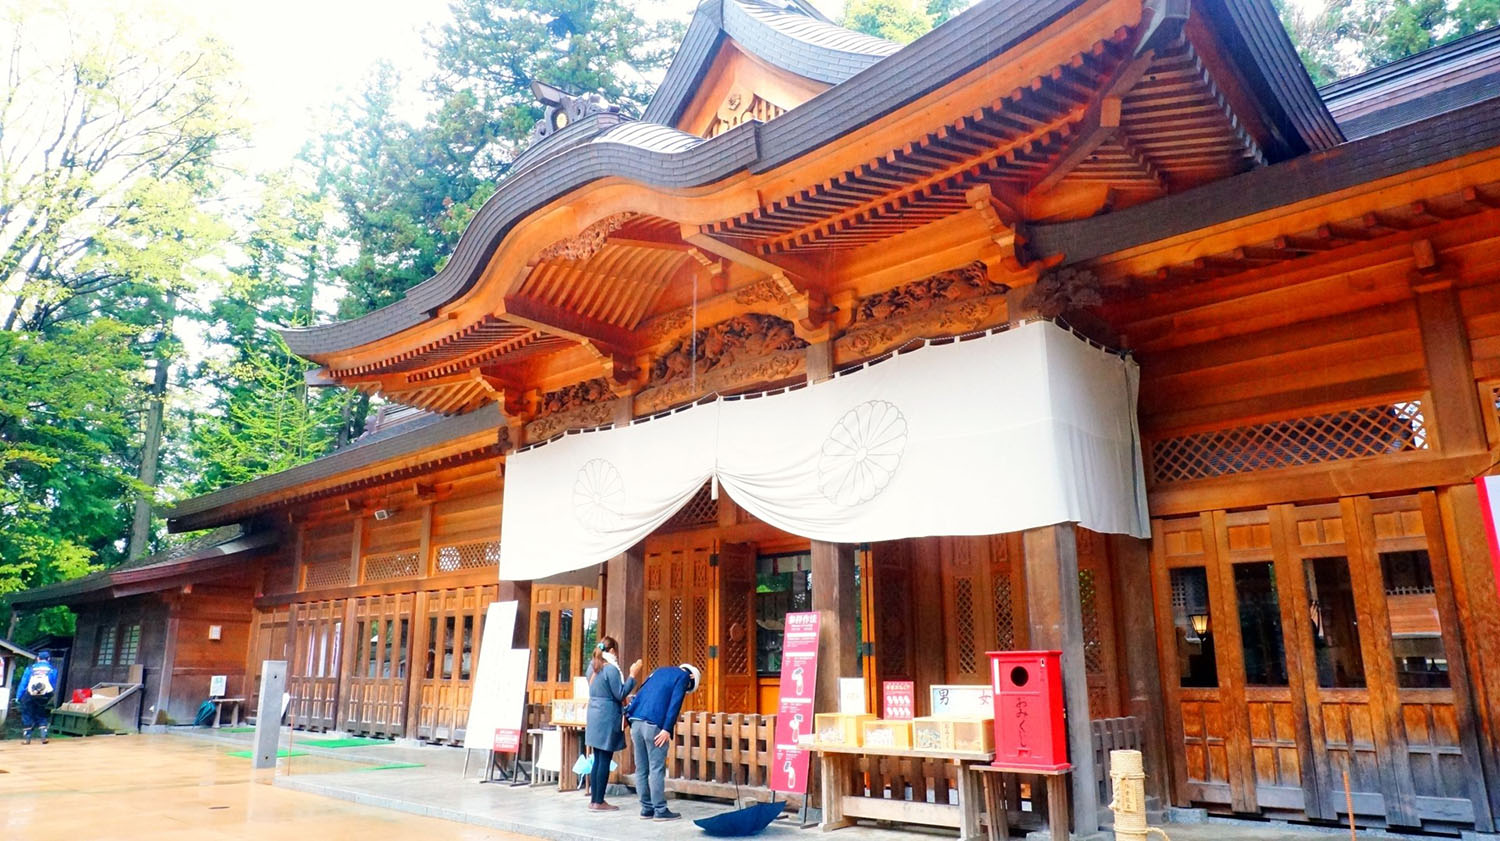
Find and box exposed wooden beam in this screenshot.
[1032,96,1122,193]
[501,295,637,352]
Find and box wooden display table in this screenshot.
[554,723,586,792]
[814,744,994,840]
[968,763,1071,841]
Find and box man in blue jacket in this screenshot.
[18,650,59,745]
[625,662,700,821]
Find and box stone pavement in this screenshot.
[0,731,528,841]
[1,729,1461,841]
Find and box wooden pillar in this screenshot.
[1024,523,1099,838]
[497,580,533,650]
[604,543,645,667]
[1413,275,1486,454]
[403,589,431,738]
[811,540,858,717]
[1107,533,1171,806]
[1438,484,1500,819]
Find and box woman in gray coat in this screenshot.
[584,636,641,811]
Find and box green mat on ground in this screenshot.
[226,749,307,759]
[219,727,256,733]
[360,762,424,771]
[297,737,389,749]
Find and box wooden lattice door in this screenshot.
[342,593,414,737]
[1077,528,1121,718]
[717,542,757,713]
[416,584,498,743]
[644,533,715,712]
[870,540,916,716]
[937,535,1024,684]
[248,606,289,717]
[288,599,344,730]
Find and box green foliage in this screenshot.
[0,322,144,597]
[1275,0,1500,85]
[843,0,933,43]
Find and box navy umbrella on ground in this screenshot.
[693,800,787,837]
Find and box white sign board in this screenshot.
[462,601,527,751]
[209,675,227,697]
[929,684,993,717]
[838,678,866,714]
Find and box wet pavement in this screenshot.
[1,730,1479,840]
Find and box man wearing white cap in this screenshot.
[624,662,701,821]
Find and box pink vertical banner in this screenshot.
[1476,476,1500,601]
[770,611,820,795]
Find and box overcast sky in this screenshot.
[129,0,840,171]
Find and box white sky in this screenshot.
[113,0,840,172]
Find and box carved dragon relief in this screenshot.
[836,261,1011,361]
[524,377,617,441]
[535,212,636,263]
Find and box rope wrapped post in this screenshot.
[1109,749,1171,841]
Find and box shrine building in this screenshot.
[13,1,1500,837]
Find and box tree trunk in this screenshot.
[128,296,175,560]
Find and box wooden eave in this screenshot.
[166,405,507,532]
[285,0,1331,416]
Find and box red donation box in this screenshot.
[988,650,1069,771]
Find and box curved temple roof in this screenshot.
[280,0,1337,366]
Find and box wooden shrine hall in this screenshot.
[15,0,1500,837]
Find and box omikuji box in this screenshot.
[815,713,876,746]
[949,717,995,753]
[988,650,1069,770]
[551,698,587,726]
[912,716,952,750]
[861,719,914,749]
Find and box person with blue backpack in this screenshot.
[18,650,59,745]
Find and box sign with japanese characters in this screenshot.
[882,680,915,720]
[769,612,820,794]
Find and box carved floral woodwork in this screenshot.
[853,261,1002,323]
[536,213,635,263]
[648,313,807,386]
[524,378,617,441]
[636,349,807,416]
[1023,266,1102,318]
[833,261,1010,361]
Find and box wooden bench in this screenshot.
[814,744,995,840]
[968,763,1072,841]
[209,697,245,728]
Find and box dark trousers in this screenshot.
[589,748,614,804]
[19,695,49,729]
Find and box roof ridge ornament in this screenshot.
[527,80,625,147]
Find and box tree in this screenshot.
[1275,0,1500,85]
[843,0,932,43]
[926,0,971,27]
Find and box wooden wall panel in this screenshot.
[415,583,498,743]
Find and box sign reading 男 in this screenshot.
[770,612,820,795]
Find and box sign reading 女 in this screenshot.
[769,612,820,795]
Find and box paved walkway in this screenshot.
[0,733,529,841]
[1,730,1458,841]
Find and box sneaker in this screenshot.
[640,809,655,819]
[655,810,682,822]
[39,730,48,745]
[21,730,31,745]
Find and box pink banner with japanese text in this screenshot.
[770,611,820,794]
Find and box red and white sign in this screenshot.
[769,611,820,794]
[1474,476,1500,600]
[882,680,915,720]
[493,728,521,754]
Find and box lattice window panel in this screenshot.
[118,624,141,666]
[365,552,420,583]
[647,599,662,674]
[1150,401,1429,484]
[435,540,500,573]
[879,572,909,678]
[993,576,1015,651]
[724,590,751,676]
[670,598,685,664]
[1079,570,1103,675]
[662,483,719,532]
[955,578,977,674]
[693,595,709,681]
[304,560,351,590]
